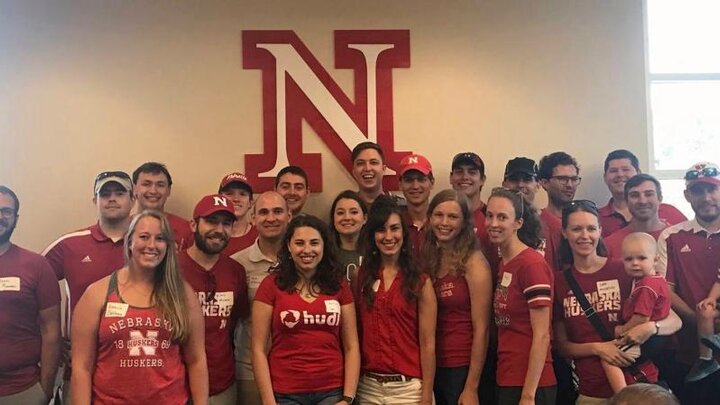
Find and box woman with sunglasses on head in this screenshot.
[421,190,492,405]
[70,210,208,405]
[330,190,367,285]
[553,200,681,404]
[356,195,437,405]
[252,215,360,405]
[486,188,556,405]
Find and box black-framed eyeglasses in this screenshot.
[684,167,719,181]
[206,271,217,303]
[550,175,582,185]
[0,207,17,219]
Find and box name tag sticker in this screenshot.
[0,277,20,291]
[215,291,234,305]
[596,280,620,295]
[500,272,513,288]
[325,299,341,313]
[105,302,129,317]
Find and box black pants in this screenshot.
[435,366,469,405]
[497,386,556,405]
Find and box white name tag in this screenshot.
[500,272,513,288]
[325,299,341,313]
[0,277,21,291]
[596,280,620,296]
[105,302,129,317]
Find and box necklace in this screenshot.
[296,282,316,298]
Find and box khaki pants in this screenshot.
[0,382,47,405]
[236,379,262,405]
[576,394,610,405]
[357,375,423,405]
[210,381,237,405]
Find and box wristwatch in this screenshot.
[342,395,355,404]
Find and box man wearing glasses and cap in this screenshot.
[656,162,720,399]
[179,194,249,405]
[42,171,134,403]
[503,157,541,204]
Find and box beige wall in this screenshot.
[0,0,649,251]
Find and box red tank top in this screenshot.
[92,272,190,404]
[435,273,473,367]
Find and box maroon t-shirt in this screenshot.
[553,260,658,398]
[435,274,472,367]
[222,226,258,257]
[493,248,556,387]
[0,245,61,396]
[604,226,665,261]
[539,209,563,272]
[598,199,686,238]
[358,268,428,378]
[474,205,500,279]
[622,276,670,323]
[402,211,425,258]
[179,251,249,395]
[255,274,353,394]
[165,212,193,251]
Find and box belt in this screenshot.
[365,372,414,384]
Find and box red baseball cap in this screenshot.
[398,154,433,177]
[685,162,720,187]
[218,172,253,194]
[193,194,236,220]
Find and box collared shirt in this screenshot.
[231,239,277,380]
[402,210,426,257]
[539,209,563,271]
[598,198,687,237]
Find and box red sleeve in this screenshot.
[254,275,277,306]
[36,257,61,310]
[517,256,553,308]
[42,241,65,280]
[338,281,354,305]
[235,262,250,320]
[628,285,660,318]
[660,204,688,225]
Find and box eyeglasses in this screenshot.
[684,167,719,181]
[550,175,582,185]
[206,271,217,303]
[491,187,525,218]
[0,207,17,219]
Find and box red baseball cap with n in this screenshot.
[193,194,236,220]
[218,172,253,194]
[398,154,433,177]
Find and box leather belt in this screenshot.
[365,372,414,384]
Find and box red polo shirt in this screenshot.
[43,224,125,324]
[166,212,193,251]
[598,199,686,237]
[604,226,666,261]
[402,210,425,257]
[539,209,563,272]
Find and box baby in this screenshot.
[603,232,670,393]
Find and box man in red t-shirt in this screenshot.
[218,172,257,256]
[180,194,249,404]
[599,150,686,237]
[605,174,671,259]
[131,162,192,249]
[43,171,134,402]
[537,152,581,271]
[0,186,61,404]
[397,153,434,255]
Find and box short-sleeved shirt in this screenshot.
[255,274,353,394]
[358,267,428,378]
[553,260,658,398]
[231,240,276,380]
[604,226,666,261]
[0,244,61,396]
[402,210,426,257]
[435,273,473,367]
[179,251,249,395]
[598,199,686,238]
[474,204,500,278]
[539,209,563,272]
[165,212,193,251]
[43,224,125,326]
[336,248,362,283]
[223,226,258,257]
[493,248,555,387]
[622,276,670,323]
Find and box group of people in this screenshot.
[1,143,719,405]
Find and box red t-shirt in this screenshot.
[222,226,258,257]
[165,212,193,251]
[493,248,555,387]
[622,276,670,323]
[598,199,686,238]
[358,268,428,378]
[93,273,189,404]
[604,227,665,261]
[553,260,658,398]
[255,274,353,394]
[179,251,249,395]
[435,274,472,367]
[402,211,426,258]
[0,245,61,396]
[43,224,125,324]
[539,209,563,272]
[474,206,500,279]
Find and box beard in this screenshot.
[193,231,228,255]
[0,220,17,245]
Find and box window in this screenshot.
[645,0,720,215]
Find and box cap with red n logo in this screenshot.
[193,194,236,220]
[398,153,433,177]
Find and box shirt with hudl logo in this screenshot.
[254,274,353,394]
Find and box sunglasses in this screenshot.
[684,167,719,181]
[564,199,599,214]
[206,271,217,303]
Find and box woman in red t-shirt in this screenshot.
[356,195,437,405]
[552,200,681,402]
[486,188,556,405]
[71,210,208,405]
[420,189,492,405]
[251,214,360,405]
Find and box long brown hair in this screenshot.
[124,210,190,342]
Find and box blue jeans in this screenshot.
[274,388,343,405]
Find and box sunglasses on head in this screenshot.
[564,199,598,214]
[684,167,719,181]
